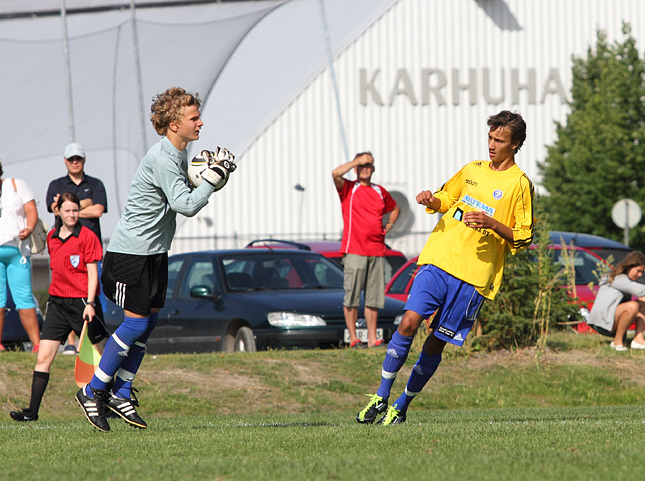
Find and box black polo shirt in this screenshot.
[46,173,108,244]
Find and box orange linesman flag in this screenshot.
[74,320,102,388]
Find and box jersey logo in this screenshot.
[70,255,80,268]
[462,195,495,216]
[493,189,503,199]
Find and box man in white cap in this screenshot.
[46,142,108,244]
[46,142,108,354]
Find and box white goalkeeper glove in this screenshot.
[188,148,237,191]
[211,146,237,173]
[200,164,227,190]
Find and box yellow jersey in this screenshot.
[418,160,534,299]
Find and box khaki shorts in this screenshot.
[342,254,385,309]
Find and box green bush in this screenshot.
[472,224,582,351]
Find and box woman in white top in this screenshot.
[0,163,41,352]
[587,251,645,351]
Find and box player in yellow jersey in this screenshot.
[357,110,534,425]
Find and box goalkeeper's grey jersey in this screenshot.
[107,136,215,255]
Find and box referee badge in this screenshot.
[70,255,80,268]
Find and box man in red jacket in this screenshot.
[332,152,400,348]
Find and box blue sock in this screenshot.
[393,351,442,413]
[376,331,413,400]
[113,313,158,399]
[88,315,151,395]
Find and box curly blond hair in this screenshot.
[150,87,202,136]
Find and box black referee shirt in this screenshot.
[46,173,108,245]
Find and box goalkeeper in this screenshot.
[75,86,235,432]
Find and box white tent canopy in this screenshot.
[0,0,395,241]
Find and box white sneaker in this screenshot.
[630,340,645,350]
[610,341,628,352]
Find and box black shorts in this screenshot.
[101,251,168,316]
[589,324,613,337]
[41,296,108,344]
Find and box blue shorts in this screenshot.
[404,264,484,346]
[0,245,36,309]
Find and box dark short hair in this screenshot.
[353,151,374,164]
[487,110,526,153]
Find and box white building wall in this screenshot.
[172,0,645,258]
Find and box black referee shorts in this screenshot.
[101,251,168,316]
[41,296,108,344]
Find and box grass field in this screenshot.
[2,332,645,480]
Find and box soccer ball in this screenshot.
[187,150,229,190]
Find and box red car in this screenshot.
[385,245,607,332]
[246,239,407,282]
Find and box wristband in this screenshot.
[200,167,223,188]
[85,300,96,307]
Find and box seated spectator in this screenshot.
[587,251,645,351]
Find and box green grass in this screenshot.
[2,408,645,480]
[2,331,645,480]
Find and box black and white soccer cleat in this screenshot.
[106,392,147,429]
[76,386,110,432]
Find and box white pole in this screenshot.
[319,0,349,162]
[60,0,75,141]
[131,0,148,154]
[295,184,305,239]
[624,199,629,246]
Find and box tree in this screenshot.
[538,23,645,250]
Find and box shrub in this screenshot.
[472,223,582,351]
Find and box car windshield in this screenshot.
[220,253,344,291]
[551,249,606,286]
[385,255,407,282]
[388,261,418,294]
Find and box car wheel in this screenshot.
[234,326,256,353]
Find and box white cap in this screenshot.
[64,142,85,159]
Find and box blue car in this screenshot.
[548,231,631,263]
[103,248,406,353]
[0,287,44,351]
